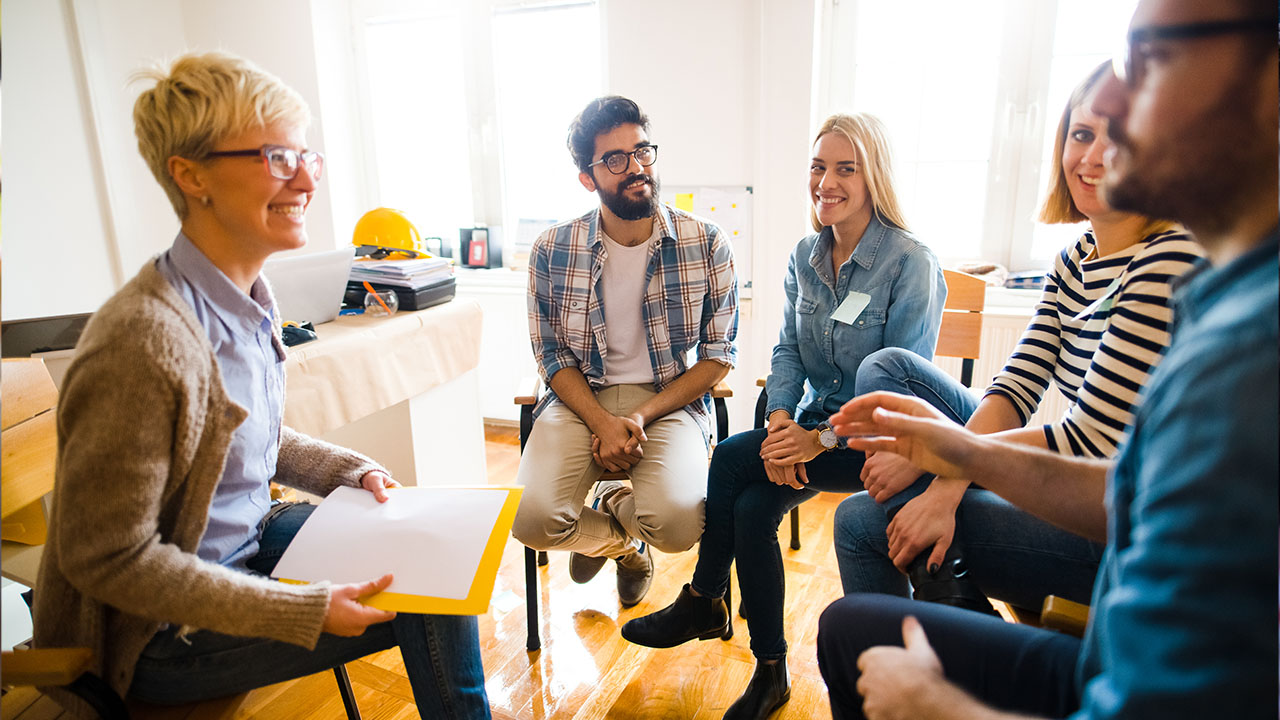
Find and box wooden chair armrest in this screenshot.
[710,381,733,399]
[1040,595,1090,637]
[2,647,95,686]
[755,376,767,388]
[514,376,542,407]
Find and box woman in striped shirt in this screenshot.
[830,62,1203,614]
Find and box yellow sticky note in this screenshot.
[676,193,694,212]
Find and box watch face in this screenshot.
[820,427,838,449]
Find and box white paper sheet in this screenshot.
[272,486,507,600]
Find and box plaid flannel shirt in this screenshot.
[527,204,739,441]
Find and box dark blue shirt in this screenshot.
[1074,230,1279,718]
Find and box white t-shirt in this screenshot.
[600,227,659,385]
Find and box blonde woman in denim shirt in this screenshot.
[622,113,946,720]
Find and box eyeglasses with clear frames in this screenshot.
[1112,18,1275,88]
[587,145,659,175]
[205,144,325,182]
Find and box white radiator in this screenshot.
[934,311,1073,428]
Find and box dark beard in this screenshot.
[1103,73,1271,235]
[598,173,660,221]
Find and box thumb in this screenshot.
[360,573,394,598]
[901,615,932,655]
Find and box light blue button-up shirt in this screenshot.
[765,217,946,424]
[155,233,286,570]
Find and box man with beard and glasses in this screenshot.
[511,96,738,607]
[812,1,1278,719]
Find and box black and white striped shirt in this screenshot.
[986,230,1203,457]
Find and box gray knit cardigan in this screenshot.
[33,261,383,716]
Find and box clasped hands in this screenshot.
[759,413,825,489]
[590,412,648,472]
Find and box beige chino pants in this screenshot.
[511,384,708,559]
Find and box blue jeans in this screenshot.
[836,348,1104,609]
[834,489,1104,609]
[690,424,867,661]
[853,347,980,513]
[129,503,491,719]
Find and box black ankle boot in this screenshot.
[724,657,790,720]
[620,584,729,648]
[907,542,997,616]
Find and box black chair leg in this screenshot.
[722,580,734,640]
[789,507,801,550]
[525,546,541,652]
[67,672,129,720]
[333,665,361,720]
[537,550,548,566]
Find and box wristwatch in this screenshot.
[816,421,842,452]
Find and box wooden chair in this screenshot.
[999,595,1091,637]
[755,268,988,551]
[0,359,362,720]
[515,379,734,652]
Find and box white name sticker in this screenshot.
[831,291,872,325]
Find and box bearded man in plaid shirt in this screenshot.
[511,96,739,607]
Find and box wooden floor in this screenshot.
[3,425,850,720]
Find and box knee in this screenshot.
[833,493,888,554]
[709,430,765,477]
[637,504,704,553]
[856,347,919,394]
[511,505,570,551]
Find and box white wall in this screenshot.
[2,0,820,435]
[1,0,348,321]
[2,0,123,320]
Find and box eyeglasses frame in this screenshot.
[205,144,325,181]
[587,144,660,175]
[1113,18,1276,86]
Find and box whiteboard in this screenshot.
[661,185,753,297]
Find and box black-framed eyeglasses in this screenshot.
[205,144,325,181]
[1113,18,1275,87]
[587,145,659,175]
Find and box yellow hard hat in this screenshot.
[353,207,426,259]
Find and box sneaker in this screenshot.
[569,480,629,584]
[620,584,730,648]
[616,542,653,607]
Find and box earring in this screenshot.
[200,196,211,208]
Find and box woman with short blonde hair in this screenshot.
[34,51,490,717]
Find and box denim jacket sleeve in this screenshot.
[765,248,808,418]
[883,244,947,360]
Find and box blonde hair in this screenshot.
[132,52,310,218]
[1036,62,1179,238]
[809,113,909,233]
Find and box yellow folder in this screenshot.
[278,485,523,616]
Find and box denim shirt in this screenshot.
[155,233,286,570]
[1072,230,1278,719]
[765,217,946,424]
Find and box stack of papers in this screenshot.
[273,485,523,615]
[350,257,453,289]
